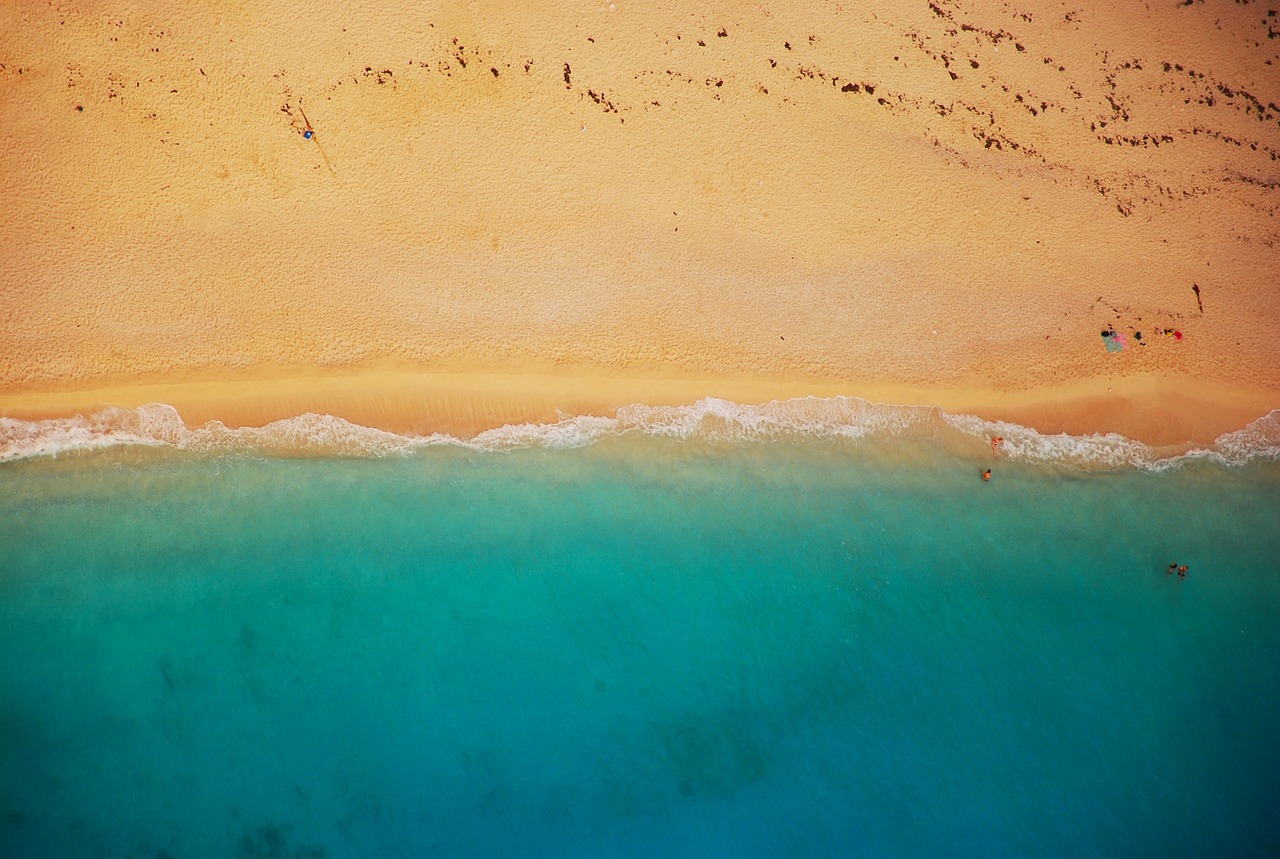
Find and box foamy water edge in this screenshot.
[2,398,1277,471]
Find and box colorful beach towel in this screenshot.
[1102,330,1127,353]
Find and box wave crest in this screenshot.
[2,400,1277,470]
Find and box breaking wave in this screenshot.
[2,399,1277,471]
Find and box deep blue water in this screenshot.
[2,438,1278,858]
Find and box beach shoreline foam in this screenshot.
[3,369,1276,469]
[2,362,1276,442]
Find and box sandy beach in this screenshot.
[3,0,1278,446]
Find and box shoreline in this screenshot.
[2,365,1275,449]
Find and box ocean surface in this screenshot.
[2,402,1279,858]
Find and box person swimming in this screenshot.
[982,469,991,482]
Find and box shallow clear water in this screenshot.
[2,438,1278,858]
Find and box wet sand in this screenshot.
[2,0,1277,445]
[3,364,1273,448]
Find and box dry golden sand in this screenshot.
[2,0,1278,446]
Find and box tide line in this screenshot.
[2,399,1277,470]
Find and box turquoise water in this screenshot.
[2,437,1279,857]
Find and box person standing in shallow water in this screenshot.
[1168,562,1178,576]
[982,469,991,482]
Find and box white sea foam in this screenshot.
[941,412,1159,469]
[1215,409,1280,463]
[2,400,1277,470]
